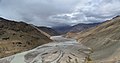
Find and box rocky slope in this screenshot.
[0,17,52,58]
[76,16,120,62]
[66,23,100,38]
[70,23,100,33]
[37,26,60,36]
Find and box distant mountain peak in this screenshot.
[112,15,120,19]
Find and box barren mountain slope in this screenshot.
[70,23,100,33]
[37,26,60,36]
[66,23,100,38]
[0,17,52,58]
[76,16,120,62]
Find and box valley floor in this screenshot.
[0,36,92,63]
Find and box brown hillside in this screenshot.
[0,17,52,58]
[37,26,60,36]
[76,16,120,62]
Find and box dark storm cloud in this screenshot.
[0,0,120,26]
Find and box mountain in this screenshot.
[37,26,60,36]
[66,23,100,38]
[70,23,100,33]
[0,17,52,58]
[76,16,120,62]
[53,23,100,35]
[52,25,72,34]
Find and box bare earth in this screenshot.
[0,36,92,63]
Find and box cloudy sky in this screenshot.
[0,0,120,27]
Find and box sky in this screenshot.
[0,0,120,27]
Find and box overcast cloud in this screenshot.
[0,0,120,27]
